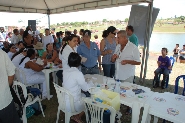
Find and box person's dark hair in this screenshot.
[127,25,134,32]
[80,29,84,33]
[102,26,116,38]
[13,29,18,34]
[46,43,53,51]
[11,48,26,61]
[176,44,179,47]
[65,31,71,36]
[45,28,49,31]
[60,34,77,54]
[18,41,25,46]
[68,52,81,68]
[162,47,168,53]
[59,31,64,35]
[8,32,12,36]
[23,30,29,43]
[94,35,98,39]
[19,48,35,65]
[8,43,15,50]
[56,32,61,37]
[83,30,91,36]
[26,26,31,31]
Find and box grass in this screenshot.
[28,57,185,123]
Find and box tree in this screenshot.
[124,18,129,22]
[103,19,107,22]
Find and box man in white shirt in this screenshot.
[42,28,54,49]
[18,29,24,41]
[0,32,5,46]
[0,49,21,123]
[10,29,19,45]
[111,30,141,82]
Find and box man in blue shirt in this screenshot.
[126,25,138,47]
[77,30,101,74]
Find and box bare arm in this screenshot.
[42,51,47,59]
[123,60,141,65]
[8,75,14,86]
[25,61,44,72]
[100,39,107,56]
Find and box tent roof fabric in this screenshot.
[0,0,152,14]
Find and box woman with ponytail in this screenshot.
[100,26,117,78]
[59,34,78,69]
[19,49,48,99]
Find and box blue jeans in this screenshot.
[81,65,99,75]
[102,64,115,78]
[56,70,63,81]
[154,68,169,82]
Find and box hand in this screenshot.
[33,60,36,63]
[112,54,118,59]
[168,66,172,70]
[43,59,47,66]
[98,65,102,71]
[121,60,128,65]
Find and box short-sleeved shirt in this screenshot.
[179,49,185,58]
[10,34,19,44]
[77,41,100,68]
[158,56,171,69]
[0,49,16,110]
[128,33,138,47]
[114,41,140,80]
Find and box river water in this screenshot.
[149,33,185,53]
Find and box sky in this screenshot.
[0,0,184,26]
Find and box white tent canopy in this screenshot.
[0,0,151,14]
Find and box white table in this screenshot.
[42,67,63,100]
[84,74,153,123]
[143,92,185,123]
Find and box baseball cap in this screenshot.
[83,30,91,36]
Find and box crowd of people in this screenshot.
[0,24,183,123]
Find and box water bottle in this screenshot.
[114,79,120,94]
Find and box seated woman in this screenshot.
[16,41,25,51]
[11,48,27,67]
[153,48,171,89]
[179,44,185,63]
[63,52,94,123]
[7,43,17,59]
[42,43,57,63]
[19,49,48,99]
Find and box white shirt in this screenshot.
[7,52,15,59]
[12,53,25,67]
[179,49,185,58]
[60,45,76,69]
[10,34,19,44]
[0,49,16,110]
[0,32,5,45]
[114,41,140,80]
[42,35,54,49]
[63,67,93,112]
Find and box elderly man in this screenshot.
[111,30,141,82]
[0,49,21,123]
[77,30,101,75]
[18,29,24,41]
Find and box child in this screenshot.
[173,44,180,62]
[153,48,171,89]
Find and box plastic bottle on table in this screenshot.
[114,79,120,94]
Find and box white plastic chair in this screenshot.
[83,98,116,123]
[12,81,45,123]
[53,83,82,123]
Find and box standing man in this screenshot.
[42,28,54,49]
[111,30,141,82]
[126,25,138,47]
[18,29,24,41]
[10,29,19,46]
[0,49,21,123]
[77,30,101,75]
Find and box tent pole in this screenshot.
[143,0,153,82]
[139,3,151,83]
[47,9,51,30]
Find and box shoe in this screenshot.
[161,80,166,89]
[153,81,159,88]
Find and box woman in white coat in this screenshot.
[19,49,48,99]
[63,52,94,123]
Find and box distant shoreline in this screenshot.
[153,32,185,34]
